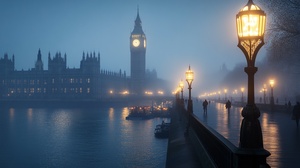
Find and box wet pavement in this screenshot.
[192,101,300,168]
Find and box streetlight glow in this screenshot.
[185,65,194,85]
[237,1,266,38]
[236,1,270,164]
[185,65,194,136]
[236,0,266,66]
[269,79,274,88]
[179,79,184,100]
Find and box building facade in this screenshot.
[0,50,128,100]
[0,10,170,101]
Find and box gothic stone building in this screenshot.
[0,10,169,101]
[0,50,128,100]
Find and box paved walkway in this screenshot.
[192,101,300,168]
[165,108,202,168]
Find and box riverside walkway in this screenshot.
[170,100,300,167]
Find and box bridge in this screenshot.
[166,98,300,167]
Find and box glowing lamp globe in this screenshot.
[236,0,266,39]
[185,65,194,85]
[179,80,184,90]
[269,79,274,88]
[236,0,266,66]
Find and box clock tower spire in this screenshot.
[130,7,146,96]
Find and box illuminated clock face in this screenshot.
[144,39,146,48]
[132,39,140,47]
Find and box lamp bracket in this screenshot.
[238,38,264,67]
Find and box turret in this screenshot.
[34,49,44,71]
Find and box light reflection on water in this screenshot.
[0,107,169,168]
[9,108,15,122]
[27,108,33,123]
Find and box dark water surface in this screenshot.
[0,107,169,168]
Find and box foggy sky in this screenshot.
[0,0,268,95]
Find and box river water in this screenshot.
[0,106,170,168]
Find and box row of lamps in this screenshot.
[176,0,270,166]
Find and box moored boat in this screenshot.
[154,120,170,138]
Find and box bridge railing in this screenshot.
[186,112,270,168]
[189,113,238,167]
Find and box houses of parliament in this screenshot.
[0,10,168,102]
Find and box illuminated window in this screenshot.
[87,78,90,83]
[87,88,90,93]
[52,79,55,84]
[80,88,82,93]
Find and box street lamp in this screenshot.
[236,0,270,162]
[184,65,194,136]
[179,79,184,107]
[179,80,184,100]
[185,65,194,114]
[263,84,267,104]
[224,89,227,100]
[237,0,266,148]
[269,79,275,106]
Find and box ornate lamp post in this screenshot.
[237,0,265,147]
[263,84,267,104]
[185,65,194,114]
[184,65,194,136]
[236,0,270,166]
[224,89,227,101]
[269,79,275,105]
[179,80,184,107]
[179,80,184,100]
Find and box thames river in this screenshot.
[0,106,170,168]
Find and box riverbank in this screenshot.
[0,96,173,108]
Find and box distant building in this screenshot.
[0,9,170,101]
[130,8,146,95]
[0,50,127,100]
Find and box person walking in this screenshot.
[225,100,232,113]
[292,102,300,127]
[203,99,208,114]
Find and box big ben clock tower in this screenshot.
[130,8,146,96]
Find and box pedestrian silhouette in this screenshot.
[287,100,292,113]
[288,101,291,107]
[225,100,232,113]
[292,102,300,127]
[203,99,208,114]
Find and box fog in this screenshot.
[0,0,270,95]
